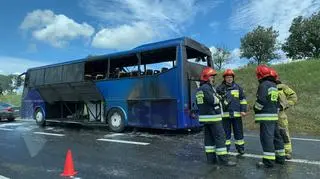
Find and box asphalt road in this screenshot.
[0,119,319,179]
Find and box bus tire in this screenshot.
[34,108,46,127]
[107,108,125,132]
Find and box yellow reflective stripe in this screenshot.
[240,99,247,105]
[254,102,264,110]
[205,146,216,153]
[216,147,228,155]
[225,140,231,145]
[199,115,222,122]
[223,112,230,117]
[263,152,275,160]
[223,112,241,117]
[234,112,241,117]
[231,90,239,98]
[255,113,278,121]
[275,149,286,156]
[235,140,245,145]
[263,155,276,160]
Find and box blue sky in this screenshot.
[0,0,319,74]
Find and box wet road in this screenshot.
[0,120,319,179]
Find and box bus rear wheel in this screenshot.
[34,108,46,127]
[107,108,125,132]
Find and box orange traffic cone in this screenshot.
[61,149,78,177]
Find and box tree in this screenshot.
[282,11,320,59]
[240,26,279,64]
[211,47,231,70]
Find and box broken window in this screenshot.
[109,54,139,79]
[140,46,177,76]
[84,59,109,80]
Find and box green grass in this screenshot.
[0,94,21,107]
[216,59,320,135]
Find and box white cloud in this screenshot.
[92,22,155,49]
[0,56,48,75]
[230,0,320,41]
[20,9,95,47]
[81,0,221,49]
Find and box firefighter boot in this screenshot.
[256,158,274,168]
[218,155,237,166]
[286,153,292,160]
[206,153,218,164]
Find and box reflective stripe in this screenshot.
[254,102,264,110]
[225,140,231,145]
[263,152,275,160]
[214,96,220,105]
[231,90,239,98]
[205,146,216,153]
[223,112,240,118]
[223,112,230,118]
[275,149,286,156]
[216,147,227,155]
[240,99,247,105]
[235,140,245,145]
[255,113,278,117]
[268,87,278,94]
[255,113,278,121]
[234,112,241,117]
[199,115,222,122]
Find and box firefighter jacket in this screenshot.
[254,77,279,122]
[277,83,297,111]
[195,82,223,123]
[216,82,248,118]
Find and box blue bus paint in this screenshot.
[21,37,210,130]
[20,89,46,119]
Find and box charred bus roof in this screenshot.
[27,37,211,72]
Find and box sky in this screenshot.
[0,0,319,75]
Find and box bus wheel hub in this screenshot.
[111,113,121,127]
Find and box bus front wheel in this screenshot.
[107,108,125,132]
[34,108,46,127]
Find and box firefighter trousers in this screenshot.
[259,121,286,167]
[222,117,244,153]
[278,110,292,155]
[204,122,229,164]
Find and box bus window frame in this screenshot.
[88,46,179,82]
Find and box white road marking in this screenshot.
[33,132,65,137]
[244,134,320,142]
[0,175,10,179]
[229,152,320,165]
[104,133,125,138]
[0,123,23,127]
[97,138,150,146]
[0,128,14,131]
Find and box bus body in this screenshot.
[20,37,213,132]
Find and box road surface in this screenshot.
[0,119,319,179]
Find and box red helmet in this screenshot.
[256,65,272,80]
[269,68,279,80]
[223,69,235,77]
[200,67,217,81]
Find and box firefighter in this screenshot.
[195,67,237,166]
[254,65,285,168]
[217,69,247,155]
[270,68,298,160]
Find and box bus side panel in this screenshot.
[95,68,179,129]
[20,88,46,119]
[181,48,202,129]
